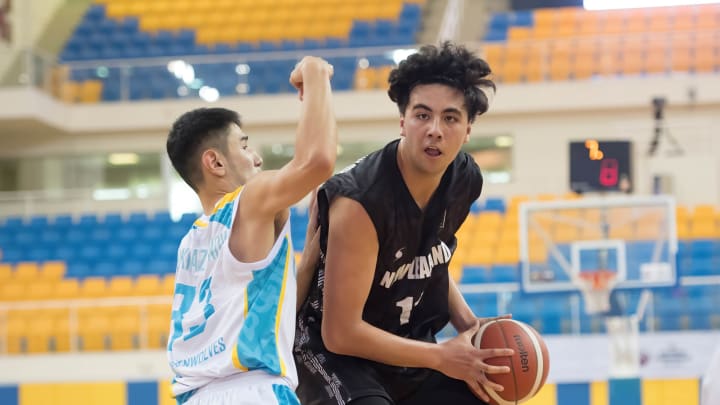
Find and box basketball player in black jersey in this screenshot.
[294,42,513,405]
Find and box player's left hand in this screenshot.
[469,314,513,402]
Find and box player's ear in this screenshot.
[464,123,471,143]
[202,149,226,177]
[399,115,406,137]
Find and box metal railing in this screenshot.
[0,296,171,355]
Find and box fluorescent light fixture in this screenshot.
[494,136,514,148]
[391,48,417,65]
[93,188,131,201]
[108,153,139,165]
[584,0,720,10]
[199,86,220,102]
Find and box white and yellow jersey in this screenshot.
[167,187,297,403]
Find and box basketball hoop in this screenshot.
[578,270,617,314]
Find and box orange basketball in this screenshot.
[473,319,550,405]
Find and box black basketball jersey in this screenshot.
[295,139,483,404]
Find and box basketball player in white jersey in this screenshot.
[165,56,336,405]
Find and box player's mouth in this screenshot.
[424,146,442,157]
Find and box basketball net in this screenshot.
[577,270,617,315]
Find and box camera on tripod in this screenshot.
[652,97,666,121]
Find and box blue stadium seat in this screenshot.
[483,197,506,213]
[460,266,490,284]
[513,10,534,27]
[121,260,144,276]
[490,265,519,282]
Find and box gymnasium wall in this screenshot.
[1,73,719,206]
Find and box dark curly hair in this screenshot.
[166,107,241,191]
[387,42,495,123]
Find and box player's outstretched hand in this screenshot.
[289,56,334,101]
[437,320,514,403]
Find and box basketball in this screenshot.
[473,319,550,405]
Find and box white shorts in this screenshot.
[183,372,299,405]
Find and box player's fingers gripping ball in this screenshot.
[473,319,550,405]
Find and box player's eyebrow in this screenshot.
[240,135,249,141]
[411,104,462,116]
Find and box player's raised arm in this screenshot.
[241,56,336,217]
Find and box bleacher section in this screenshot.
[482,5,720,83]
[53,0,424,102]
[1,197,719,353]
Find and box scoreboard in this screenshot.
[569,140,632,193]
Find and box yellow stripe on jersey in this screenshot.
[212,187,243,216]
[232,290,250,371]
[274,235,292,377]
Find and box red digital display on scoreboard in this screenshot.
[569,140,632,193]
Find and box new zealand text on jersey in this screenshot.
[380,242,452,288]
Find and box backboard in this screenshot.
[519,195,678,300]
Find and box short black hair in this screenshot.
[387,41,495,122]
[166,107,241,191]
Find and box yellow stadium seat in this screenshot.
[533,8,556,29]
[528,243,548,263]
[6,318,26,354]
[531,25,554,39]
[126,2,150,16]
[576,11,602,36]
[375,66,393,89]
[694,52,717,73]
[645,48,667,74]
[466,246,495,266]
[672,12,695,31]
[693,205,717,219]
[508,27,531,41]
[326,20,352,38]
[13,262,39,283]
[51,317,71,352]
[602,11,625,34]
[162,274,175,295]
[550,58,571,81]
[39,261,66,281]
[691,219,718,239]
[26,282,55,300]
[671,50,692,72]
[147,312,171,349]
[26,318,54,353]
[0,264,11,282]
[105,3,131,19]
[139,15,163,32]
[525,62,543,82]
[80,277,108,298]
[79,314,110,351]
[609,225,635,239]
[0,283,26,301]
[554,226,579,243]
[354,68,378,90]
[377,3,402,19]
[135,275,161,296]
[109,276,135,297]
[59,80,80,102]
[79,80,103,103]
[494,245,519,265]
[111,312,140,350]
[696,11,717,29]
[54,279,80,299]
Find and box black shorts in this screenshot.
[295,347,487,405]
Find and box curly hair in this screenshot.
[166,107,241,191]
[387,41,495,122]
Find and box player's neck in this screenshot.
[198,183,239,215]
[396,150,443,211]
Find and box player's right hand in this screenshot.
[436,320,514,403]
[289,56,334,101]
